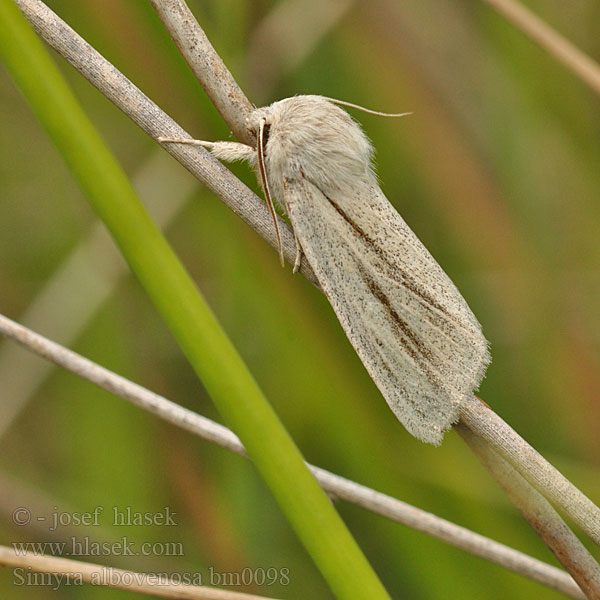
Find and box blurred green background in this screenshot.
[1,0,599,598]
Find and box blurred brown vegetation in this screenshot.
[1,1,599,598]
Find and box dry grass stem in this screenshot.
[148,0,254,144]
[482,0,600,97]
[0,545,279,599]
[457,423,600,598]
[0,313,585,599]
[14,0,317,286]
[461,397,600,547]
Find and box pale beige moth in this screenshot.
[161,95,490,444]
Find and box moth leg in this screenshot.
[158,138,255,164]
[293,230,304,274]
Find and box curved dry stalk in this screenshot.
[0,313,585,599]
[457,423,600,598]
[14,0,317,287]
[461,397,600,548]
[147,0,254,144]
[481,0,600,97]
[0,545,279,600]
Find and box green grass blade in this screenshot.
[0,1,390,598]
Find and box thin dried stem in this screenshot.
[461,397,600,547]
[0,545,278,599]
[13,0,317,286]
[0,313,585,599]
[481,0,600,97]
[457,423,600,599]
[148,0,254,144]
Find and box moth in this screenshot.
[160,95,490,444]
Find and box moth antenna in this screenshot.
[322,96,412,118]
[257,118,285,268]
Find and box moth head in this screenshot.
[253,97,377,195]
[246,96,373,165]
[245,105,277,151]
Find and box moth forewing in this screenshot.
[282,174,489,444]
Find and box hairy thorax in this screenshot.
[247,96,376,206]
